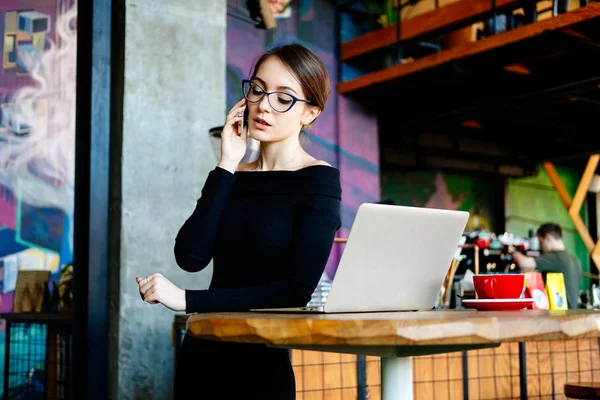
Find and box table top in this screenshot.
[185,309,600,346]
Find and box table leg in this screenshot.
[381,356,413,399]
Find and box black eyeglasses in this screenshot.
[242,79,311,113]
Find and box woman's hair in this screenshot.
[249,43,330,115]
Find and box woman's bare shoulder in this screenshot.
[302,158,333,168]
[310,160,332,167]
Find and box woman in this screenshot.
[137,43,342,399]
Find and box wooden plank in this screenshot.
[543,162,572,209]
[338,2,600,94]
[341,0,523,61]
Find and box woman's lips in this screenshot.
[253,118,271,130]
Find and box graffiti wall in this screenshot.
[0,0,76,392]
[226,0,381,278]
[381,170,504,233]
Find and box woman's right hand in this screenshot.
[218,99,248,173]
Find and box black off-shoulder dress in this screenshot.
[173,166,342,399]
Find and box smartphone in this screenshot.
[239,107,249,136]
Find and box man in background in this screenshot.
[509,223,582,309]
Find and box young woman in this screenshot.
[137,43,342,398]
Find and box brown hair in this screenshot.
[249,43,330,115]
[537,223,562,239]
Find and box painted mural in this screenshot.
[0,0,76,393]
[381,170,504,233]
[226,0,381,278]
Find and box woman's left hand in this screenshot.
[137,273,186,312]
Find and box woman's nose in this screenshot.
[257,94,271,112]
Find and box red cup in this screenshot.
[473,274,525,299]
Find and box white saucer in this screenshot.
[463,298,532,303]
[462,298,534,311]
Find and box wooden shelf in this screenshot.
[338,3,600,172]
[339,2,600,94]
[341,0,532,62]
[0,312,71,323]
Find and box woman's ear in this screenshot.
[302,106,322,127]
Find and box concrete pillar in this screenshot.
[117,1,226,398]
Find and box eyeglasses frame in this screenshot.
[242,79,312,113]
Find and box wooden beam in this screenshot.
[592,247,600,271]
[341,0,524,61]
[543,162,573,209]
[503,63,531,75]
[572,213,596,252]
[583,271,600,280]
[568,154,599,219]
[568,155,600,253]
[560,28,592,40]
[545,156,600,265]
[338,3,600,94]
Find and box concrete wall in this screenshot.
[118,1,226,398]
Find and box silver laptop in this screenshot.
[252,203,469,313]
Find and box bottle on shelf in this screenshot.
[528,229,540,252]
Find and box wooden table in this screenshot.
[185,309,600,399]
